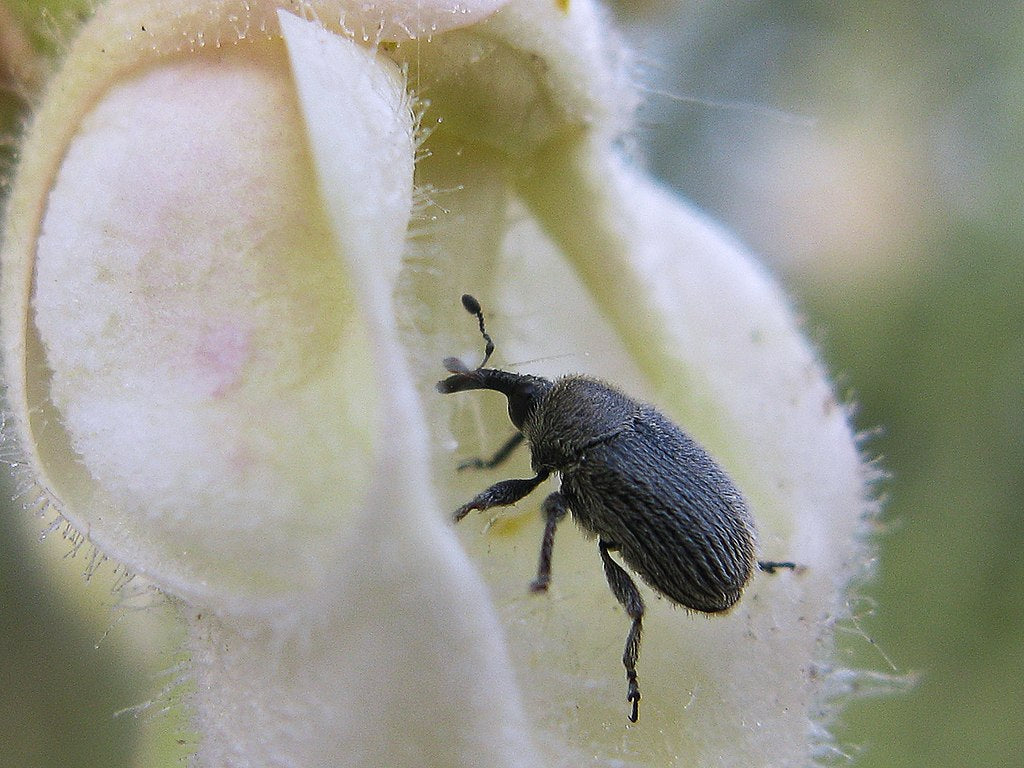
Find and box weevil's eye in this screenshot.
[507,379,545,430]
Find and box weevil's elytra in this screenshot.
[437,294,795,723]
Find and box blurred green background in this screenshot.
[2,1,1021,766]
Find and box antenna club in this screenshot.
[458,293,495,369]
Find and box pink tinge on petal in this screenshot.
[194,321,252,399]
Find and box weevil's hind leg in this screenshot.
[530,492,568,592]
[599,540,645,723]
[458,432,525,471]
[758,560,798,574]
[453,471,549,522]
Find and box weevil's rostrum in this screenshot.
[437,294,792,723]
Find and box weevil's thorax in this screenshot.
[523,375,636,471]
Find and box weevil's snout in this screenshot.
[437,356,479,394]
[436,367,551,425]
[436,372,470,394]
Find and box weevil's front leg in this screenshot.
[600,539,645,723]
[453,470,550,522]
[530,491,568,592]
[457,432,525,471]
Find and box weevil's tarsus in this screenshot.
[600,540,645,722]
[461,293,494,369]
[757,560,798,574]
[458,432,526,472]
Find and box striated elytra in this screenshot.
[438,294,794,723]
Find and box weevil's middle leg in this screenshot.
[530,492,568,592]
[599,540,645,723]
[458,432,525,471]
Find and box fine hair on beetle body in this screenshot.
[437,294,795,723]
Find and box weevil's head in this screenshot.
[437,362,552,431]
[437,294,553,430]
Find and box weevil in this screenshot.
[437,294,795,722]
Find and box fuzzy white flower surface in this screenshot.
[0,0,872,766]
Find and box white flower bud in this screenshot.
[1,1,875,765]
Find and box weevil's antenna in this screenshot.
[461,294,494,369]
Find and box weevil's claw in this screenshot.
[626,675,641,723]
[628,692,640,723]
